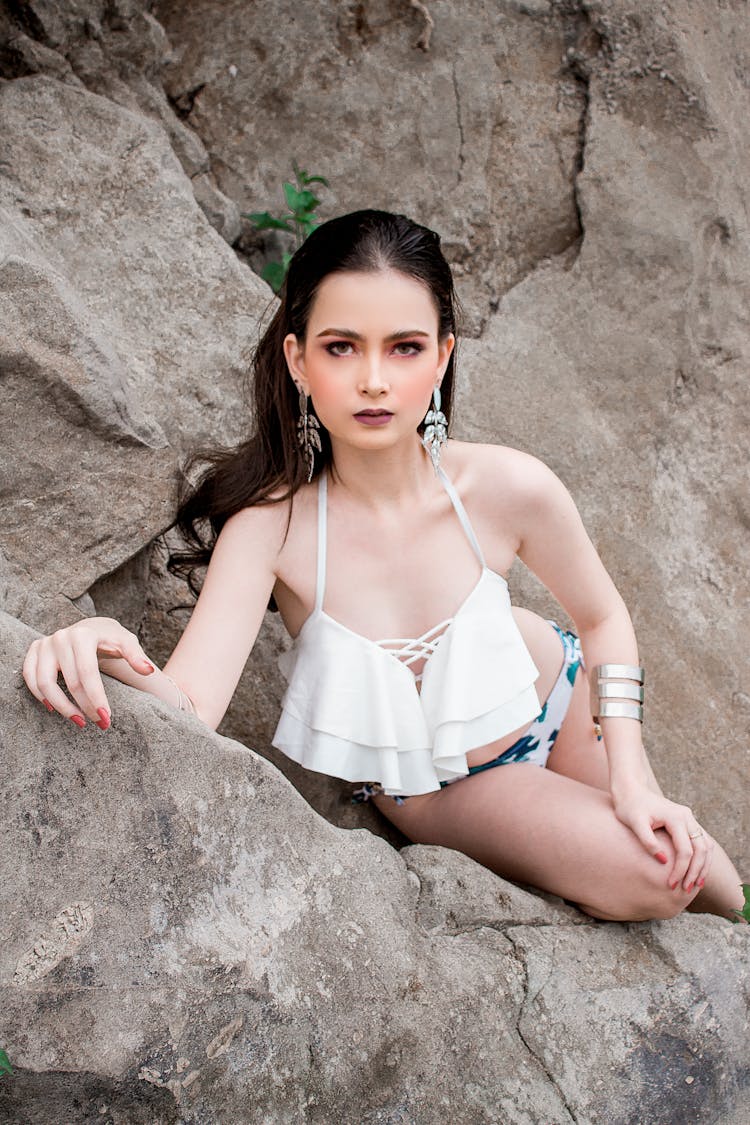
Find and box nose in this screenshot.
[358,353,389,396]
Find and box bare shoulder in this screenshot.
[217,488,298,565]
[442,439,561,514]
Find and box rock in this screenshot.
[0,2,240,240]
[0,73,267,631]
[1,613,748,1123]
[154,0,588,334]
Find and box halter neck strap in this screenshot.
[435,466,486,566]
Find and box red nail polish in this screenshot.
[42,699,55,713]
[143,661,155,673]
[685,882,694,893]
[670,880,679,890]
[655,852,668,864]
[96,707,110,730]
[697,878,705,888]
[70,714,86,729]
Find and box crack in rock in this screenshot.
[451,62,466,188]
[505,930,579,1124]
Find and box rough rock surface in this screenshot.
[1,0,750,1119]
[0,70,268,631]
[1,615,749,1124]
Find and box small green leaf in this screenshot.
[245,211,294,232]
[300,173,329,187]
[0,1048,13,1078]
[261,260,288,293]
[283,182,302,213]
[292,189,318,215]
[281,251,294,268]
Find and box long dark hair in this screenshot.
[167,209,460,598]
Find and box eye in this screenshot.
[392,341,425,356]
[325,341,355,356]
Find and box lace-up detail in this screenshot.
[375,619,453,684]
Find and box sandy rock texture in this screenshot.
[1,615,749,1124]
[1,0,749,1119]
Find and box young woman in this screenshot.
[22,210,745,923]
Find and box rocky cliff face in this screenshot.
[1,2,748,1121]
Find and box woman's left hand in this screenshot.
[612,786,715,892]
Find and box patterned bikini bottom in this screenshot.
[351,621,584,806]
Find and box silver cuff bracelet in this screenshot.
[591,663,645,725]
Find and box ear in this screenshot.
[436,332,455,387]
[283,333,309,395]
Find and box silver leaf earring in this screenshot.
[422,385,448,472]
[297,386,321,483]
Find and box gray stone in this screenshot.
[1,612,748,1123]
[0,74,267,630]
[154,0,588,334]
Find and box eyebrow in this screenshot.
[315,328,431,341]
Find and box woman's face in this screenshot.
[283,269,454,454]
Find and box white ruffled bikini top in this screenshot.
[272,465,541,797]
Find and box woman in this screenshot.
[22,210,745,923]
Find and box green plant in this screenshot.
[0,1048,12,1078]
[244,162,330,293]
[731,883,750,923]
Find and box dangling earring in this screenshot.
[297,386,321,483]
[422,385,448,472]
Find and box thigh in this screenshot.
[379,762,694,921]
[544,663,610,790]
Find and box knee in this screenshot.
[578,851,700,923]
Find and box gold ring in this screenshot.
[688,830,704,839]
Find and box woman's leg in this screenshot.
[376,616,745,921]
[387,761,698,921]
[541,660,745,920]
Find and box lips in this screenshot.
[354,409,394,427]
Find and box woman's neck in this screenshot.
[327,435,439,511]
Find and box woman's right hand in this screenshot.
[22,617,155,730]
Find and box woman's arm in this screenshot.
[23,501,286,732]
[497,449,712,891]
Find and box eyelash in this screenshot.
[325,341,425,357]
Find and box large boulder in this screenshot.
[0,72,268,632]
[155,0,588,335]
[1,614,748,1123]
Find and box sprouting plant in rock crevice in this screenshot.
[244,162,330,293]
[731,883,750,923]
[0,1048,12,1079]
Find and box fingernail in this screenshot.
[685,882,694,893]
[697,878,705,888]
[655,852,668,864]
[96,707,110,731]
[70,714,86,729]
[42,698,55,713]
[670,880,679,890]
[143,661,155,674]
